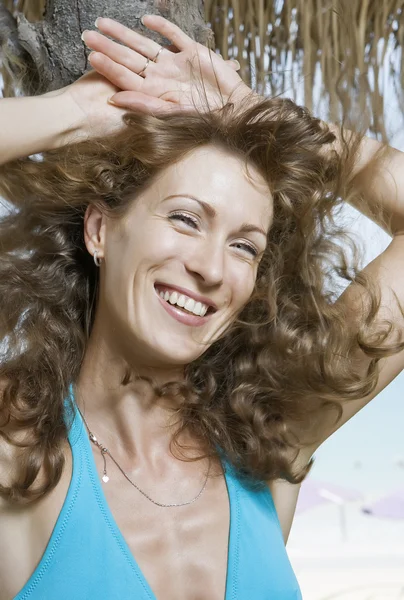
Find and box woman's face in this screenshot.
[85,144,273,370]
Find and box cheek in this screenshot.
[135,223,182,260]
[110,233,173,276]
[231,271,256,308]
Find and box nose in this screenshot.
[184,237,225,286]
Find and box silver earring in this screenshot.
[93,250,102,267]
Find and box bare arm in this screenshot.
[298,129,404,451]
[0,91,84,166]
[0,67,134,168]
[329,124,404,236]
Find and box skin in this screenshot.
[75,144,272,473]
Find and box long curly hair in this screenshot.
[0,92,401,504]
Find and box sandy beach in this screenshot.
[290,546,404,599]
[287,501,404,599]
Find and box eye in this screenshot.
[169,212,259,257]
[168,212,198,228]
[233,242,259,257]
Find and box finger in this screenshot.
[226,59,241,71]
[83,30,155,75]
[110,91,190,115]
[88,52,144,91]
[94,17,168,60]
[140,14,194,52]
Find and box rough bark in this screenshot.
[0,0,213,96]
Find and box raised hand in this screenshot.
[81,15,250,115]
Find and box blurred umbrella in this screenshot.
[297,479,362,514]
[296,478,363,541]
[362,488,404,520]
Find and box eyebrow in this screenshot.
[163,194,268,239]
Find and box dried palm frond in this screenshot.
[206,0,403,138]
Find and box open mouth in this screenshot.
[154,284,217,318]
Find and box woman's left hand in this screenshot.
[81,15,251,115]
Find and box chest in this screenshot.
[92,448,232,600]
[1,447,231,600]
[1,432,304,600]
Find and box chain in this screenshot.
[77,405,211,508]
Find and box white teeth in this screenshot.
[176,294,186,307]
[193,301,202,316]
[168,291,179,305]
[184,297,196,312]
[157,287,210,317]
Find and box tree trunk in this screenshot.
[0,0,213,96]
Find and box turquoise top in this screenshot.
[14,385,302,599]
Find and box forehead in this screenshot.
[147,145,273,226]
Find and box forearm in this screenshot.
[0,91,84,166]
[329,123,404,237]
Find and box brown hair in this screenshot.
[0,91,402,504]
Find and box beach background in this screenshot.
[288,367,404,599]
[286,129,404,599]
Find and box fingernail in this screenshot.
[107,97,117,105]
[233,59,241,69]
[95,17,100,28]
[88,51,96,59]
[140,15,145,25]
[81,31,87,41]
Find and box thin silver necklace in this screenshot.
[76,404,212,508]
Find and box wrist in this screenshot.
[41,88,88,149]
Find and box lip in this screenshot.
[154,281,218,311]
[155,286,214,327]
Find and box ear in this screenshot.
[83,205,108,260]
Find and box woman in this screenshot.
[0,14,403,600]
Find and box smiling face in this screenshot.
[84,144,273,371]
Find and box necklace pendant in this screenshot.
[102,474,110,483]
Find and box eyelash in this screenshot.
[168,212,259,257]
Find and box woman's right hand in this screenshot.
[79,15,249,116]
[45,69,130,142]
[46,14,250,144]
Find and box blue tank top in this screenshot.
[13,385,302,599]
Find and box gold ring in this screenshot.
[152,46,164,62]
[137,57,150,76]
